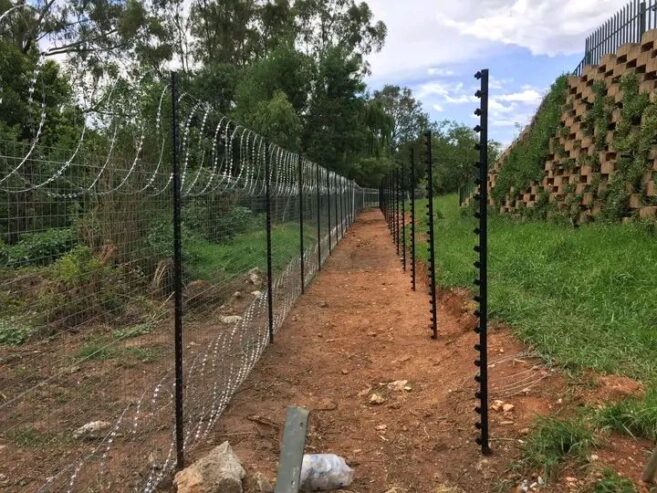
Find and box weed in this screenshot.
[590,469,636,493]
[124,346,164,363]
[75,343,116,361]
[112,322,153,340]
[519,416,595,479]
[0,316,33,345]
[597,388,657,440]
[6,426,55,447]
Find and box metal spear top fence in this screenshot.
[0,66,377,491]
[574,0,657,75]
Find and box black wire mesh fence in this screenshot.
[0,71,378,491]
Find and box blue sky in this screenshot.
[363,0,630,147]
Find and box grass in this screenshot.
[414,193,657,479]
[417,194,657,382]
[590,469,637,492]
[596,388,657,440]
[518,416,595,479]
[186,223,315,281]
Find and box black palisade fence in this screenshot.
[574,0,657,75]
[473,69,491,456]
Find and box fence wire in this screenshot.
[0,73,378,492]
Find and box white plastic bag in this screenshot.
[299,454,354,491]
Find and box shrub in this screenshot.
[37,246,125,328]
[0,316,33,345]
[0,228,76,267]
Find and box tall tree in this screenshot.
[372,85,429,150]
[294,0,386,58]
[0,0,174,74]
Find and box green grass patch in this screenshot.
[519,416,595,479]
[5,426,66,448]
[596,388,657,440]
[75,342,117,361]
[186,223,314,281]
[590,469,637,493]
[112,322,153,340]
[417,194,657,381]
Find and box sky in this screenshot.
[363,0,630,147]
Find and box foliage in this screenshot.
[0,316,33,345]
[492,75,569,204]
[38,246,126,328]
[590,469,637,493]
[519,416,595,479]
[371,85,428,150]
[597,388,657,440]
[0,228,77,267]
[599,73,657,220]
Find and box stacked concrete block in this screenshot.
[487,29,657,221]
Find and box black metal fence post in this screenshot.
[401,162,407,271]
[265,146,274,344]
[316,164,322,270]
[410,147,416,291]
[395,170,400,254]
[474,69,491,455]
[298,155,305,293]
[170,71,185,471]
[327,171,332,254]
[425,131,438,339]
[339,176,344,240]
[333,173,339,244]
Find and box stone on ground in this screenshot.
[174,441,246,493]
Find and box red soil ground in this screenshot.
[186,209,652,492]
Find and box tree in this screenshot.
[0,0,174,75]
[294,0,386,58]
[372,85,428,150]
[302,46,368,174]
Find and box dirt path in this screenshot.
[189,210,648,492]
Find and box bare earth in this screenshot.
[185,209,651,493]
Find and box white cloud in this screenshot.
[433,103,445,112]
[439,0,629,56]
[497,88,543,105]
[427,67,455,77]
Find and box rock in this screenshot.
[174,441,245,493]
[185,280,213,307]
[73,421,111,440]
[519,428,531,435]
[375,424,387,431]
[387,380,408,392]
[491,400,504,412]
[435,486,465,493]
[247,268,263,288]
[369,393,386,405]
[231,291,243,301]
[319,300,329,308]
[244,472,273,493]
[251,290,262,298]
[502,403,515,413]
[220,315,243,325]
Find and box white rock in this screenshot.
[220,315,243,325]
[174,441,245,493]
[387,380,408,392]
[248,268,263,287]
[369,393,386,405]
[73,421,111,440]
[251,290,262,298]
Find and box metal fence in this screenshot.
[0,72,378,491]
[574,0,657,75]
